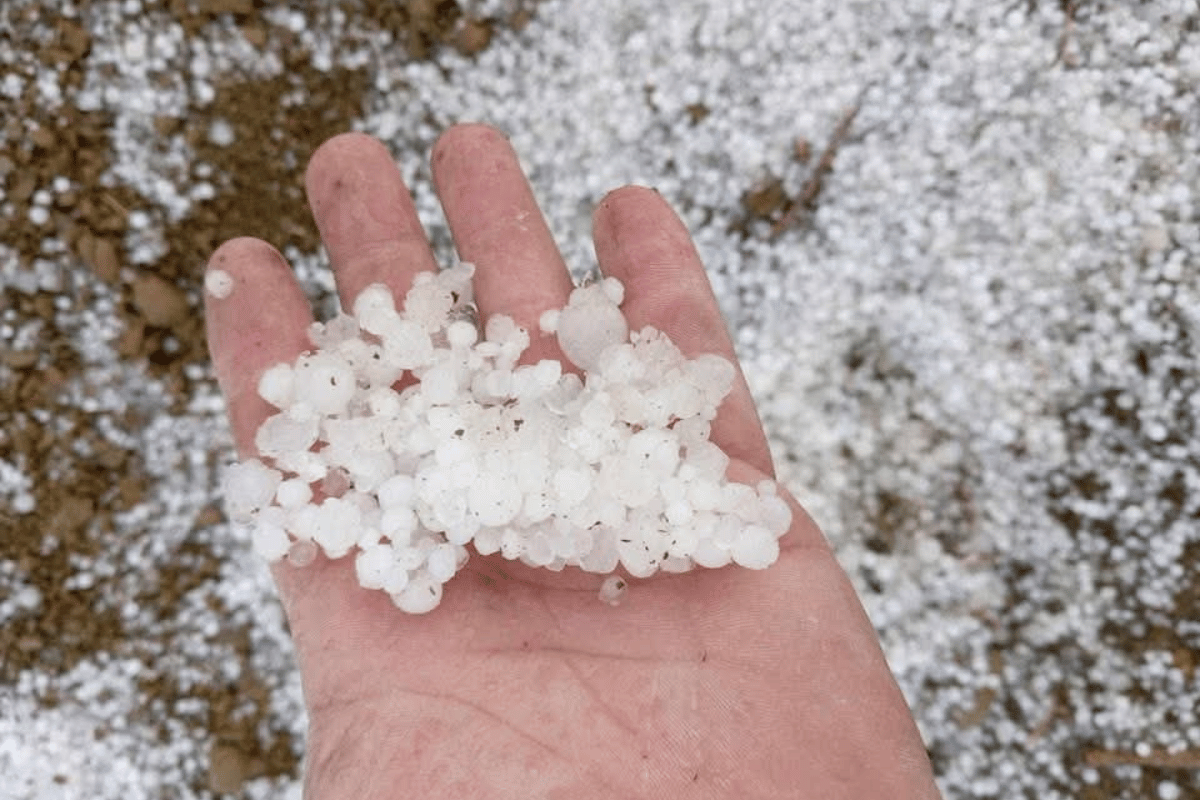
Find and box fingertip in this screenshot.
[595,184,659,214]
[205,236,313,455]
[431,123,510,179]
[303,131,436,311]
[304,132,393,197]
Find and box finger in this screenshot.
[431,124,574,362]
[305,132,440,312]
[205,237,314,456]
[592,186,774,477]
[205,237,370,636]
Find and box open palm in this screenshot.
[205,125,941,799]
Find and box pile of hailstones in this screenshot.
[222,263,791,613]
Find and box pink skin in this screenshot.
[204,124,943,800]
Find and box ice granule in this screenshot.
[598,575,627,605]
[204,268,234,299]
[223,268,793,613]
[257,363,295,410]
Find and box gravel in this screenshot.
[1,0,1198,797]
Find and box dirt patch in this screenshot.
[0,0,533,795]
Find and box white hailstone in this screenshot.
[599,276,625,305]
[311,497,361,558]
[382,318,435,369]
[393,573,442,614]
[223,459,282,520]
[446,320,478,349]
[617,536,657,578]
[255,412,318,458]
[12,492,35,514]
[252,519,291,561]
[729,525,779,569]
[380,507,417,540]
[472,526,503,555]
[538,308,560,333]
[204,268,233,299]
[579,532,620,573]
[278,450,328,482]
[275,478,312,508]
[420,361,460,405]
[759,493,793,537]
[293,353,356,416]
[693,537,732,568]
[376,474,415,509]
[355,544,393,590]
[468,474,522,526]
[425,543,458,583]
[499,528,523,560]
[227,269,789,616]
[598,575,628,605]
[551,467,592,511]
[366,387,402,417]
[257,363,295,409]
[556,283,628,371]
[353,283,399,334]
[524,534,555,567]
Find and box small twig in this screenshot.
[1084,747,1200,770]
[770,100,861,239]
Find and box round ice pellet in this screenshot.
[556,300,628,371]
[257,363,295,409]
[598,575,627,605]
[426,543,458,583]
[293,353,356,416]
[204,268,234,299]
[355,544,393,590]
[276,478,312,508]
[393,574,442,614]
[729,525,779,570]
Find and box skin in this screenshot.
[204,124,944,800]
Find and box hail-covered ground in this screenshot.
[1,0,1198,798]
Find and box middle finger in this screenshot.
[431,124,574,363]
[305,132,440,311]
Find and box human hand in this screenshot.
[205,124,942,799]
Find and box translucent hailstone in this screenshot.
[556,283,628,371]
[538,309,560,333]
[598,575,627,605]
[226,268,790,615]
[309,315,361,349]
[255,412,318,458]
[287,539,318,567]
